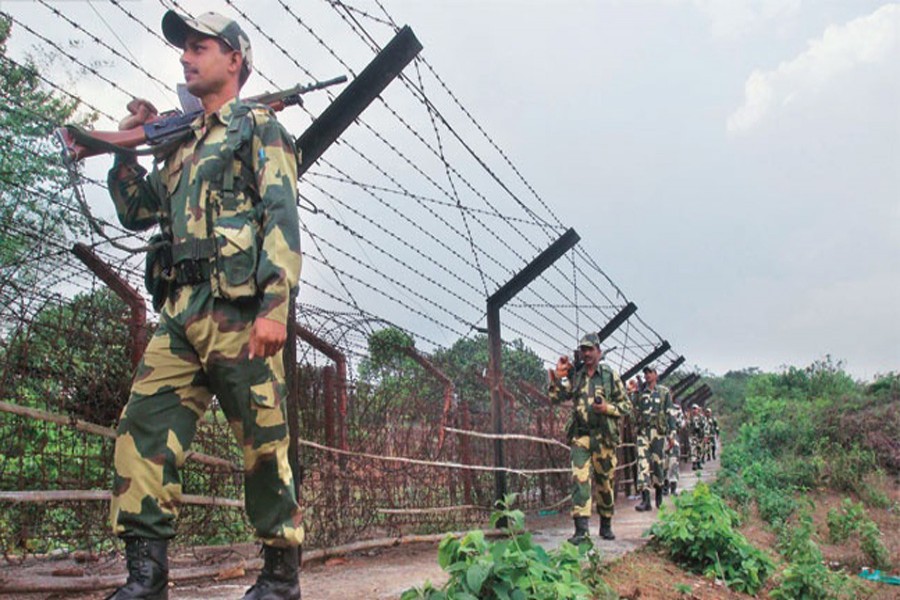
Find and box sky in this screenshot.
[3,0,898,380]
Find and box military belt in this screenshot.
[171,238,217,262]
[173,259,212,286]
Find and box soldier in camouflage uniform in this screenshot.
[106,11,302,600]
[689,404,706,470]
[549,333,630,544]
[705,407,719,460]
[632,366,673,511]
[664,399,686,495]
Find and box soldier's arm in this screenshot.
[603,370,630,418]
[107,155,161,231]
[548,379,573,404]
[251,108,301,326]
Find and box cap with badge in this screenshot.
[162,10,253,84]
[578,332,600,349]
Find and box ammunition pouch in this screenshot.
[144,234,173,312]
[171,238,216,287]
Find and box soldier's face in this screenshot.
[580,345,600,368]
[181,32,239,97]
[645,370,658,386]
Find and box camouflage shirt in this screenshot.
[108,97,301,325]
[634,383,674,435]
[549,363,630,445]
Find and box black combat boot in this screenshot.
[567,516,590,546]
[670,481,677,496]
[242,545,301,600]
[599,516,615,540]
[635,489,652,512]
[107,537,168,600]
[655,485,664,509]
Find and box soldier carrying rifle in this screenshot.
[105,11,304,600]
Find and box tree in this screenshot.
[0,14,94,323]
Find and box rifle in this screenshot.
[56,76,347,164]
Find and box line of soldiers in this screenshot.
[629,371,719,510]
[548,335,720,545]
[689,404,719,469]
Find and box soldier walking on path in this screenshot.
[705,407,719,460]
[690,404,706,471]
[549,333,630,545]
[632,366,673,511]
[105,10,303,600]
[664,398,686,496]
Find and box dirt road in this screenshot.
[178,458,720,600]
[7,459,719,599]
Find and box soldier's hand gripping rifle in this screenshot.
[55,76,347,164]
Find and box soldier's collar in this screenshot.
[193,96,241,131]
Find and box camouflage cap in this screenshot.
[162,10,253,80]
[578,332,600,349]
[642,365,656,374]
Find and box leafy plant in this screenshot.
[649,483,774,594]
[756,486,798,526]
[826,499,866,544]
[859,520,891,570]
[771,509,857,600]
[401,495,606,600]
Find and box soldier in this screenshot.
[705,407,719,460]
[689,404,706,470]
[106,11,303,600]
[549,333,630,544]
[632,366,673,511]
[664,399,686,495]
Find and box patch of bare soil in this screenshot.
[602,545,758,599]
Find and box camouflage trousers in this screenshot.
[110,283,304,547]
[635,428,666,492]
[570,435,617,518]
[665,437,680,483]
[690,435,704,464]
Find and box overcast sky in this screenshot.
[376,0,900,379]
[4,1,898,380]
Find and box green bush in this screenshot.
[826,444,877,494]
[401,495,605,600]
[826,498,892,570]
[771,510,857,600]
[827,499,866,543]
[859,520,891,570]
[756,486,798,526]
[649,483,774,594]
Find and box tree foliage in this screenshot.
[0,14,94,317]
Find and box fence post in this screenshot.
[71,243,147,367]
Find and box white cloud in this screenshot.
[728,3,900,133]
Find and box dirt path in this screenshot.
[176,458,720,600]
[8,458,719,599]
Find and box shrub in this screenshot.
[756,486,798,526]
[826,498,892,570]
[649,483,774,594]
[401,495,601,600]
[772,510,857,600]
[826,444,877,493]
[859,520,891,570]
[827,499,866,544]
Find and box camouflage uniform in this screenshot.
[550,363,630,518]
[665,403,685,485]
[689,410,706,468]
[107,97,303,546]
[634,384,673,492]
[706,413,719,459]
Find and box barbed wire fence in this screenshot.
[0,0,692,591]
